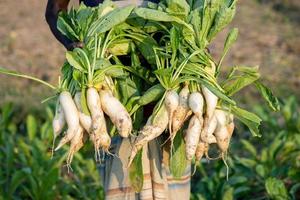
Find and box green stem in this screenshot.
[216,49,228,76]
[41,95,57,104]
[172,50,203,82]
[91,35,98,82]
[0,67,56,90]
[101,28,114,58]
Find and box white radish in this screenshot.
[214,109,235,180]
[214,110,235,153]
[87,88,104,136]
[164,90,179,135]
[55,91,80,151]
[66,125,85,171]
[94,123,111,152]
[99,89,132,138]
[192,140,208,176]
[74,92,92,133]
[52,101,65,138]
[200,61,218,143]
[202,86,218,120]
[195,141,206,161]
[52,101,65,156]
[188,91,204,120]
[87,87,111,160]
[171,84,192,140]
[201,114,217,144]
[185,115,203,161]
[201,86,218,143]
[128,104,169,167]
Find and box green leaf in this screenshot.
[134,7,193,32]
[200,79,236,105]
[130,43,141,66]
[132,33,159,65]
[97,0,115,17]
[138,84,165,106]
[282,96,296,121]
[57,12,79,41]
[231,106,262,137]
[222,187,234,200]
[73,48,90,71]
[72,69,83,84]
[232,106,261,124]
[170,130,187,178]
[268,136,283,161]
[223,28,238,55]
[104,67,125,78]
[41,168,59,196]
[94,58,111,70]
[181,63,235,105]
[255,81,280,112]
[241,139,257,157]
[265,177,289,200]
[0,102,13,128]
[228,176,248,185]
[208,0,237,40]
[236,158,257,168]
[255,164,266,178]
[66,51,85,72]
[108,40,131,56]
[234,186,251,196]
[154,68,173,78]
[118,78,140,104]
[9,171,26,196]
[170,26,180,57]
[217,28,238,72]
[223,66,260,96]
[290,183,300,200]
[26,115,37,141]
[166,0,190,17]
[189,9,201,44]
[88,5,134,36]
[129,149,144,192]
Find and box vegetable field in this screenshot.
[0,0,299,199]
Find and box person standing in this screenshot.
[45,1,191,199]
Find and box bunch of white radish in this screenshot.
[128,81,235,169]
[52,86,132,167]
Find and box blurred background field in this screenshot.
[0,0,299,199]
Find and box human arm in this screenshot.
[45,0,84,50]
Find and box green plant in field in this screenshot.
[0,104,104,199]
[191,96,300,200]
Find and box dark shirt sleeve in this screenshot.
[45,0,75,50]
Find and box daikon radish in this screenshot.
[128,104,169,167]
[171,84,192,140]
[164,90,179,135]
[188,91,204,120]
[66,125,85,172]
[87,87,111,160]
[99,89,132,138]
[52,101,65,156]
[185,115,203,161]
[74,92,92,133]
[55,91,80,151]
